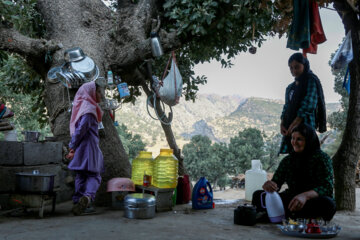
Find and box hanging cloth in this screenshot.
[343,66,351,94]
[331,31,353,71]
[302,0,327,56]
[286,0,310,50]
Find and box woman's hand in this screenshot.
[287,117,303,136]
[280,123,288,136]
[66,148,75,160]
[288,193,307,212]
[262,180,278,192]
[288,190,318,212]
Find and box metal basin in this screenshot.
[124,193,156,219]
[64,47,85,62]
[16,171,55,193]
[70,56,99,81]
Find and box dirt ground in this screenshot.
[0,188,360,240]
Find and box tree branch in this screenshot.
[0,25,62,59]
[108,0,181,71]
[136,66,186,176]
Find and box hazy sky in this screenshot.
[194,7,345,103]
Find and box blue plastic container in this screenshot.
[192,177,213,209]
[117,82,130,98]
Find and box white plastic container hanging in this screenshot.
[156,51,183,107]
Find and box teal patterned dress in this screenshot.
[272,149,334,199]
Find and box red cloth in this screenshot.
[109,110,114,121]
[176,174,191,204]
[0,104,4,112]
[303,0,326,56]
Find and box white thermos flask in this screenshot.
[260,191,285,223]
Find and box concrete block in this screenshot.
[0,164,62,192]
[23,142,63,166]
[0,194,10,210]
[0,141,23,166]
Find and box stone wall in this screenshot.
[0,141,74,208]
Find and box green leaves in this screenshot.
[183,128,281,185]
[162,0,279,68]
[0,54,47,126]
[327,48,349,132]
[116,124,146,162]
[0,0,45,38]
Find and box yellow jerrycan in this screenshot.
[153,149,178,188]
[131,151,154,185]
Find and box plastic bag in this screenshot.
[331,31,353,71]
[157,52,183,106]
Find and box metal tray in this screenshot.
[277,225,341,239]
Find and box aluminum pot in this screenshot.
[64,47,85,62]
[15,171,55,193]
[124,193,156,219]
[22,131,41,142]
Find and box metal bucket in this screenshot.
[124,193,156,219]
[15,171,55,193]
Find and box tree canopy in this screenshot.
[183,128,281,187]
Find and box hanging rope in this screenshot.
[146,93,173,125]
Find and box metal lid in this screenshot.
[16,172,55,177]
[237,204,256,211]
[124,193,156,207]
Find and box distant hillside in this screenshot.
[115,93,341,149]
[214,97,284,139]
[116,94,245,148]
[181,119,219,142]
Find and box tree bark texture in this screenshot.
[333,1,360,211]
[0,0,184,205]
[38,0,132,205]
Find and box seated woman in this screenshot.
[252,123,336,221]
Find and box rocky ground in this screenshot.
[0,188,359,240]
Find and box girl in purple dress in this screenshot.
[66,82,104,215]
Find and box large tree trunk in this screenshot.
[0,0,182,205]
[37,0,132,205]
[333,1,360,211]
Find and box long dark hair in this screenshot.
[291,123,320,154]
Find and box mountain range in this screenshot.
[115,93,341,150]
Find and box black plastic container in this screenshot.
[234,204,257,226]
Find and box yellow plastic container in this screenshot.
[153,149,178,188]
[131,151,154,185]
